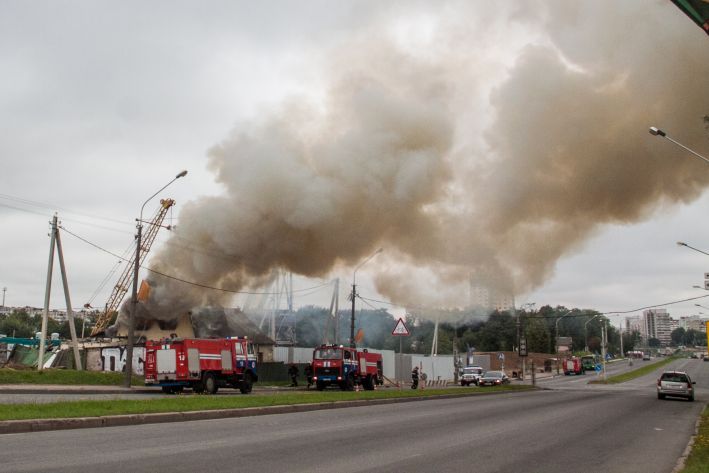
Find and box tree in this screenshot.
[671,327,686,346]
[648,337,661,348]
[525,315,550,353]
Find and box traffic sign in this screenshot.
[498,353,505,361]
[392,318,410,336]
[519,337,528,357]
[595,363,602,373]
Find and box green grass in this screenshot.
[682,406,709,473]
[590,357,679,384]
[0,368,142,386]
[0,384,535,421]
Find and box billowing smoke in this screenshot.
[116,1,709,327]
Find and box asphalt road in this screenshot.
[1,359,706,473]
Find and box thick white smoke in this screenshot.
[119,0,709,326]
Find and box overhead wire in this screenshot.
[0,192,132,226]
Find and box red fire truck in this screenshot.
[562,357,584,376]
[144,337,258,394]
[311,344,383,391]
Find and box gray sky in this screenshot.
[3,1,709,326]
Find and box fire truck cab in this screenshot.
[144,337,258,394]
[311,344,383,391]
[563,357,584,376]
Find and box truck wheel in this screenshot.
[161,386,174,394]
[193,381,205,394]
[363,375,374,391]
[239,372,253,394]
[203,373,218,394]
[316,381,325,391]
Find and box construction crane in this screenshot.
[90,198,175,336]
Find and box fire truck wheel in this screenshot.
[239,373,253,394]
[363,375,374,391]
[203,373,218,394]
[193,381,205,394]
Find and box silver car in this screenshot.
[657,371,695,401]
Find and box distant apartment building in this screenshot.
[469,280,515,312]
[625,315,642,334]
[679,315,708,333]
[643,309,672,346]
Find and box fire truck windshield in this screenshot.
[314,348,341,360]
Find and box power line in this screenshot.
[0,192,131,226]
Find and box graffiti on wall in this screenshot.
[99,347,145,375]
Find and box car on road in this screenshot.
[657,371,696,401]
[478,371,510,387]
[642,353,651,360]
[460,366,484,386]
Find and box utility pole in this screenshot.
[1,287,6,307]
[38,215,82,371]
[601,321,607,381]
[619,322,624,359]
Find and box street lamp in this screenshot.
[677,241,709,258]
[349,247,383,348]
[124,170,187,387]
[584,314,602,353]
[649,127,709,165]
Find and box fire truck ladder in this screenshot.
[90,198,175,336]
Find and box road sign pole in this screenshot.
[399,337,402,391]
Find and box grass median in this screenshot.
[590,356,679,384]
[682,406,709,473]
[0,384,535,421]
[0,368,142,386]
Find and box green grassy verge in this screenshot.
[0,369,142,386]
[0,385,535,421]
[682,406,709,473]
[591,357,679,384]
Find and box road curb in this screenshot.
[672,401,708,473]
[0,388,537,434]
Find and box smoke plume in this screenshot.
[120,1,709,326]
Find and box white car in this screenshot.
[657,371,695,401]
[460,366,484,386]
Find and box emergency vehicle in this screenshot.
[144,337,258,394]
[311,344,383,391]
[562,357,584,376]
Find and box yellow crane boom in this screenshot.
[91,198,175,336]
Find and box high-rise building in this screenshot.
[470,271,515,311]
[625,315,642,334]
[643,309,672,346]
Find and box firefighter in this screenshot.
[411,366,419,389]
[288,364,300,387]
[304,363,313,389]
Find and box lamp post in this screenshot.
[649,127,709,165]
[124,170,187,388]
[554,310,574,374]
[349,247,383,348]
[677,241,709,258]
[516,302,534,381]
[584,314,602,353]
